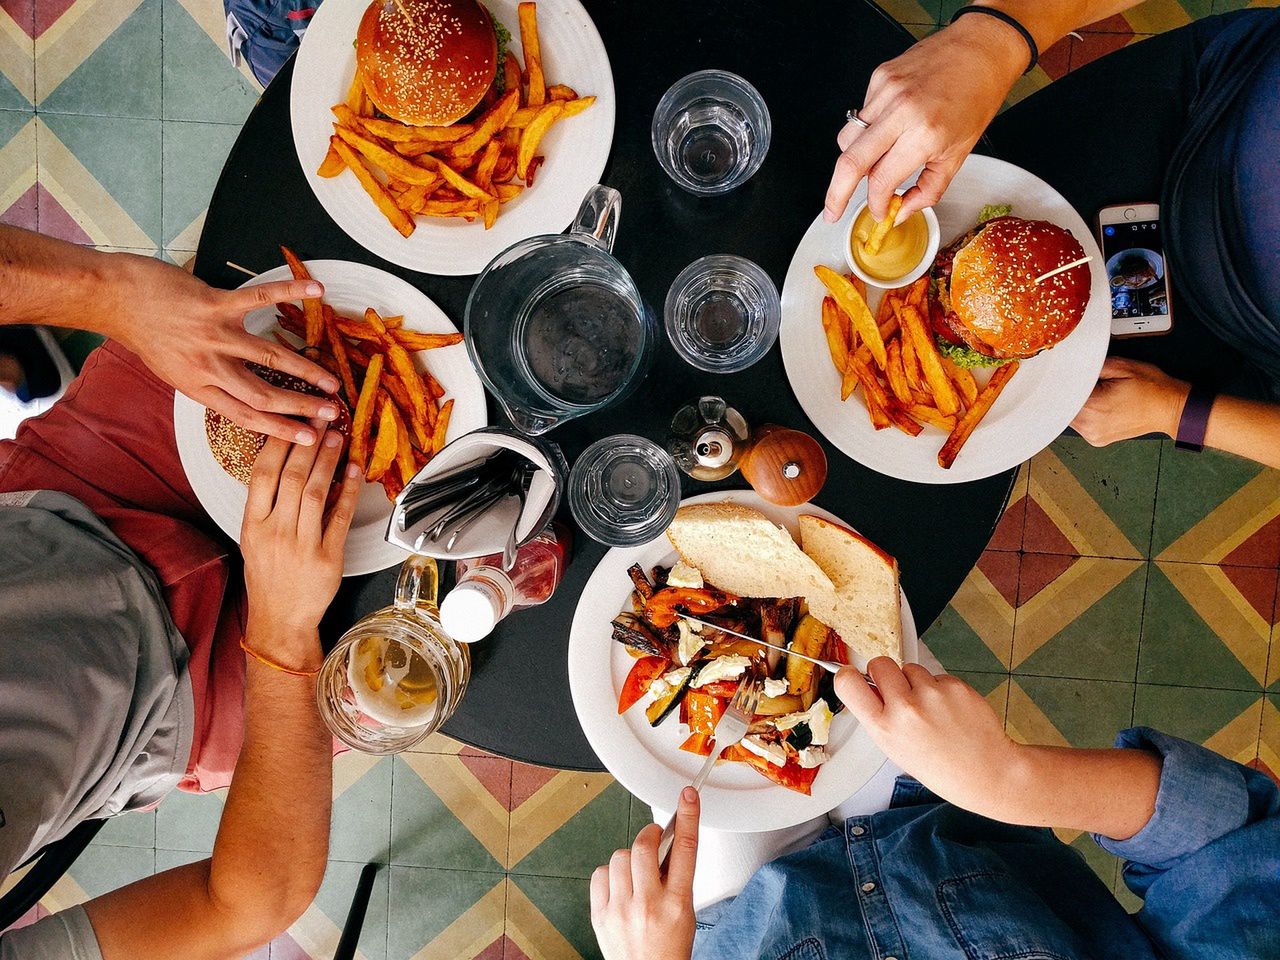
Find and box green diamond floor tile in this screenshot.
[1008,675,1135,749]
[1133,685,1263,762]
[37,0,159,117]
[390,755,507,872]
[160,119,238,248]
[925,551,1018,674]
[952,669,1010,698]
[0,63,31,112]
[330,754,393,865]
[1138,562,1273,690]
[91,808,155,848]
[162,0,260,124]
[307,860,390,960]
[155,787,225,853]
[509,780,631,880]
[509,873,600,960]
[1013,557,1146,682]
[387,865,505,960]
[66,843,154,899]
[0,108,36,230]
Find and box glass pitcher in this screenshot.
[464,184,657,435]
[316,555,469,754]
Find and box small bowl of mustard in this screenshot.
[844,195,940,290]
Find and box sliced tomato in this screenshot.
[617,655,668,714]
[679,732,714,756]
[823,634,851,666]
[644,587,735,628]
[697,680,743,699]
[721,745,819,796]
[684,690,727,737]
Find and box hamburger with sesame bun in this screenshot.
[928,208,1091,368]
[355,0,507,127]
[204,364,352,484]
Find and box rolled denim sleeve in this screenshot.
[1093,726,1278,868]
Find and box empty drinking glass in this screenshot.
[568,435,682,547]
[664,255,781,372]
[651,70,771,196]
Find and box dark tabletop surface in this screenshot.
[194,0,1015,770]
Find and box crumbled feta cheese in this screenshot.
[691,655,751,687]
[772,711,807,731]
[763,677,789,699]
[741,735,787,767]
[676,620,705,666]
[648,677,673,700]
[797,746,829,769]
[772,700,834,745]
[666,561,704,589]
[662,667,691,689]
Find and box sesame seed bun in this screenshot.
[356,0,498,127]
[204,365,351,485]
[946,217,1090,360]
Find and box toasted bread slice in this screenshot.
[665,502,837,613]
[799,514,903,663]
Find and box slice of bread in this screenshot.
[665,503,837,614]
[799,514,903,663]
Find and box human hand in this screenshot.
[823,15,1027,223]
[240,430,362,668]
[591,787,699,960]
[101,253,342,445]
[1071,356,1189,446]
[835,659,1022,815]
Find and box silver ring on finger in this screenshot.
[846,108,870,129]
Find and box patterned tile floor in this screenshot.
[2,0,1279,956]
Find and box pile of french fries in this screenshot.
[318,2,595,236]
[277,247,459,501]
[814,264,1020,469]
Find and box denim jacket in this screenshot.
[692,728,1279,960]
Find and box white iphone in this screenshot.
[1097,203,1173,338]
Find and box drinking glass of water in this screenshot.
[568,435,682,546]
[664,255,781,372]
[651,70,771,196]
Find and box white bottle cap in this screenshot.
[440,582,502,643]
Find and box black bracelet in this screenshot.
[950,5,1040,75]
[1175,384,1216,452]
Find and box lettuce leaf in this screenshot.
[936,339,1013,369]
[977,203,1012,224]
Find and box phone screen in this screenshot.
[1101,218,1169,320]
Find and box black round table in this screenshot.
[194,0,1014,770]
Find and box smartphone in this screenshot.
[1097,203,1173,337]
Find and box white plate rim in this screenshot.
[173,259,488,577]
[779,153,1111,485]
[290,0,617,276]
[568,489,920,833]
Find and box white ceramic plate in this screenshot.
[568,490,919,833]
[173,260,488,576]
[779,154,1110,484]
[291,0,616,275]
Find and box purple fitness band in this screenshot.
[1175,384,1216,452]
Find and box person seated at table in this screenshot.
[590,659,1279,960]
[0,225,359,955]
[822,2,1280,470]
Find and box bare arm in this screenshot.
[0,226,340,443]
[837,660,1161,841]
[84,431,362,959]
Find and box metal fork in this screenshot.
[656,676,762,867]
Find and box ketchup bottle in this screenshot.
[439,523,571,643]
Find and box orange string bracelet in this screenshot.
[240,637,321,678]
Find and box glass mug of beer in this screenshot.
[316,555,469,754]
[464,184,657,436]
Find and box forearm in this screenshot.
[0,226,139,337]
[987,744,1162,840]
[975,1,1145,52]
[1202,395,1280,469]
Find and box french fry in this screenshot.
[941,356,979,406]
[383,373,433,443]
[495,182,523,202]
[396,183,430,214]
[862,195,903,257]
[367,400,398,482]
[559,95,595,119]
[333,124,440,187]
[815,264,885,369]
[518,2,545,106]
[317,144,345,177]
[350,353,384,470]
[322,305,359,404]
[275,301,305,338]
[906,403,957,431]
[345,68,364,112]
[424,371,446,400]
[474,139,502,192]
[280,246,323,347]
[548,83,577,101]
[525,155,545,185]
[938,361,1019,469]
[853,315,899,366]
[381,472,405,502]
[905,274,929,308]
[852,361,891,430]
[366,308,428,426]
[900,326,924,392]
[416,154,495,201]
[820,295,850,376]
[431,398,454,454]
[482,199,499,229]
[847,272,868,303]
[875,288,898,326]
[329,137,415,238]
[517,101,564,180]
[356,115,471,144]
[895,301,960,416]
[388,402,417,485]
[443,89,520,159]
[504,52,523,101]
[884,339,913,406]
